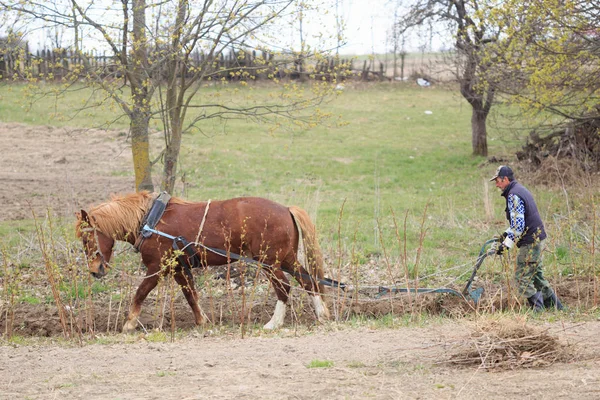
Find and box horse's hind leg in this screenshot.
[285,262,330,323]
[123,272,160,332]
[173,269,208,326]
[263,268,291,330]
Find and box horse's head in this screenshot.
[75,209,115,278]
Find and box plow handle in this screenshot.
[462,238,499,295]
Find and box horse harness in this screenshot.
[132,191,199,281]
[134,192,347,290]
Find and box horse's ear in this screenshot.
[80,210,90,223]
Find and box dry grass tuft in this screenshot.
[448,316,572,370]
[522,156,598,187]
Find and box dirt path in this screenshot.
[1,321,599,400]
[0,123,134,221]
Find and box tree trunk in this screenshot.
[162,109,182,194]
[130,109,153,192]
[129,0,153,192]
[460,55,492,158]
[471,107,488,157]
[160,0,187,195]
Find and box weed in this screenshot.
[347,361,366,368]
[18,295,41,305]
[307,359,334,368]
[145,330,169,343]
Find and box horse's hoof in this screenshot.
[122,320,137,333]
[263,322,278,330]
[263,317,284,330]
[263,300,286,330]
[313,296,331,322]
[196,311,210,326]
[317,315,330,324]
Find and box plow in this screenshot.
[316,238,499,305]
[214,238,499,305]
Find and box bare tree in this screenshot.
[398,0,502,156]
[1,0,344,193]
[389,1,407,81]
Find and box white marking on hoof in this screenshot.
[122,319,138,333]
[312,295,330,322]
[264,300,287,330]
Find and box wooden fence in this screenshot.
[0,45,393,83]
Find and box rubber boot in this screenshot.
[527,291,545,312]
[544,292,564,311]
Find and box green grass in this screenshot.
[307,359,334,368]
[18,294,41,305]
[146,331,169,342]
[59,281,110,299]
[1,80,598,284]
[0,220,37,247]
[176,83,487,257]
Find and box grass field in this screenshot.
[1,80,598,337]
[1,81,597,267]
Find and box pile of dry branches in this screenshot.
[517,118,600,183]
[448,317,571,370]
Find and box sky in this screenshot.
[9,0,442,55]
[292,0,446,55]
[333,0,394,55]
[277,0,444,55]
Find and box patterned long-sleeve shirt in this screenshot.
[503,193,525,248]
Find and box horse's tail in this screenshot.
[289,206,326,295]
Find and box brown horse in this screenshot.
[75,191,330,332]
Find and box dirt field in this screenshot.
[2,123,600,399]
[0,122,134,222]
[1,321,599,399]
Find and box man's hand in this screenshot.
[491,241,508,255]
[494,232,508,241]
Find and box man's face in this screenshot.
[494,176,510,190]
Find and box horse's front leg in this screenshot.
[123,272,160,333]
[173,268,208,326]
[264,268,291,330]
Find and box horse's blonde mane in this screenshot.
[76,191,194,239]
[90,191,154,238]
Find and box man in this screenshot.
[490,165,564,311]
